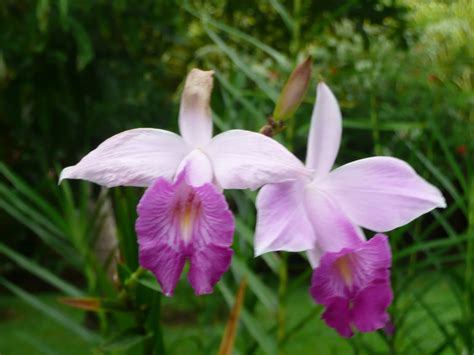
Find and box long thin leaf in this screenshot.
[203,24,278,101]
[0,242,82,296]
[0,276,98,343]
[231,256,277,312]
[218,281,277,354]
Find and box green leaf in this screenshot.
[393,233,472,261]
[268,0,294,33]
[137,271,163,294]
[58,0,69,28]
[198,13,289,68]
[0,198,79,266]
[231,256,278,312]
[0,276,98,343]
[218,281,277,355]
[213,70,262,123]
[36,0,50,33]
[69,19,94,71]
[99,327,152,351]
[406,140,467,214]
[203,24,278,102]
[0,242,82,296]
[0,162,65,228]
[235,217,280,274]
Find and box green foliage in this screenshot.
[0,0,472,354]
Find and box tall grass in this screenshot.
[0,1,472,354]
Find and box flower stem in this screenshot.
[277,253,288,354]
[370,94,382,155]
[464,168,474,352]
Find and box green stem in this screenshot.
[290,0,301,56]
[277,253,288,354]
[151,293,165,355]
[370,94,382,155]
[285,0,302,150]
[465,172,474,351]
[118,266,146,302]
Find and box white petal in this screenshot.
[306,83,342,178]
[176,149,214,187]
[304,186,365,252]
[255,180,315,256]
[205,129,311,190]
[319,157,447,232]
[60,128,190,187]
[307,245,323,269]
[178,69,214,148]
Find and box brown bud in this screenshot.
[273,57,312,121]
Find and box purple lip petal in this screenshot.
[310,234,392,337]
[136,170,234,296]
[321,297,353,338]
[352,279,393,333]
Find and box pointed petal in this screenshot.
[206,129,311,190]
[179,69,214,148]
[320,157,446,232]
[136,170,234,296]
[352,279,393,333]
[307,245,323,269]
[60,128,190,187]
[176,149,214,187]
[321,298,353,337]
[304,187,364,252]
[306,83,342,178]
[255,180,315,256]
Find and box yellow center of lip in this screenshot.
[180,204,194,243]
[335,256,353,287]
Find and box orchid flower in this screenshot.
[255,83,446,336]
[60,69,309,296]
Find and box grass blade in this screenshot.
[0,242,82,296]
[0,276,99,343]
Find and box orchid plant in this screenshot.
[60,67,446,342]
[255,83,446,336]
[60,69,308,296]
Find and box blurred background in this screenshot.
[0,0,472,354]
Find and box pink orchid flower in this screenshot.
[60,69,309,296]
[255,83,446,336]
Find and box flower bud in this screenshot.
[273,57,312,121]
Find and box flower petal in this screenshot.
[321,298,353,338]
[319,157,446,232]
[307,245,323,268]
[206,129,311,190]
[310,234,393,336]
[352,279,393,333]
[179,69,214,148]
[255,180,315,256]
[60,128,190,187]
[136,170,234,296]
[310,234,390,304]
[304,187,364,252]
[176,149,214,187]
[306,83,342,178]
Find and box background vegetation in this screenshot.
[0,0,472,354]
